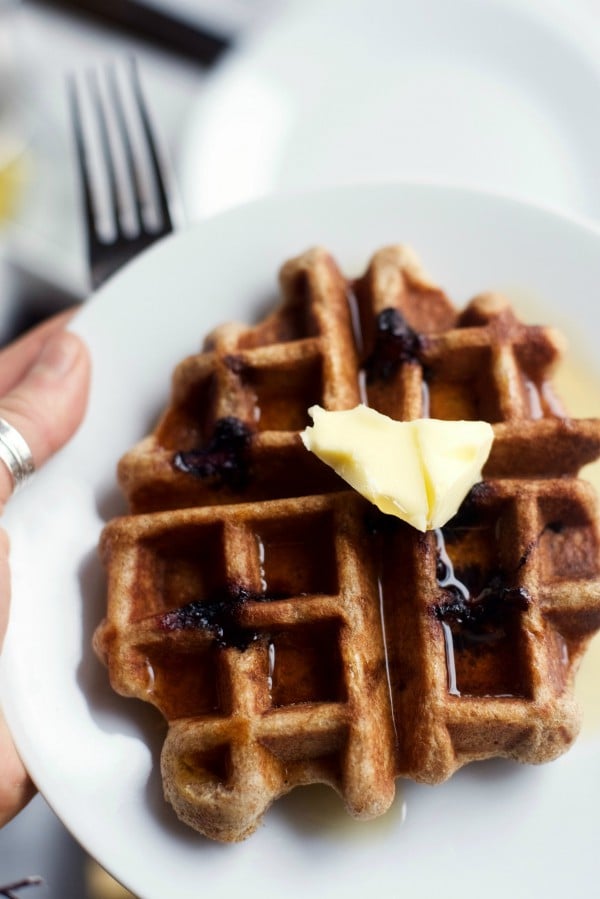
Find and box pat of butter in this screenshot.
[301,405,494,531]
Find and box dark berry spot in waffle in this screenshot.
[364,308,422,382]
[434,579,530,637]
[160,596,250,649]
[173,417,252,489]
[434,525,532,698]
[159,584,286,650]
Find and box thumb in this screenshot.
[0,329,90,509]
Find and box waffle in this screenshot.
[95,245,600,842]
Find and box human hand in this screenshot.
[0,312,90,827]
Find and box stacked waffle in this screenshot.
[95,245,600,842]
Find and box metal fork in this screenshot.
[68,58,176,290]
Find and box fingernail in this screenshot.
[32,331,81,378]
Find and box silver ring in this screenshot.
[0,417,35,494]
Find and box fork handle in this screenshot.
[38,0,231,68]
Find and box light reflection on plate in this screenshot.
[1,183,600,899]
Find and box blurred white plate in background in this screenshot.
[1,182,600,899]
[179,0,600,222]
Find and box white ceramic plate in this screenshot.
[179,0,600,223]
[2,183,600,899]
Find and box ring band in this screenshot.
[0,417,35,494]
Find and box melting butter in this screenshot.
[301,405,493,531]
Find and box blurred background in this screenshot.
[1,0,600,896]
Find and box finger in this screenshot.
[0,482,35,822]
[0,309,77,396]
[0,329,90,510]
[0,706,35,827]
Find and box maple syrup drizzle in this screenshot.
[144,658,156,695]
[347,286,364,357]
[434,523,533,699]
[434,528,468,696]
[434,528,469,599]
[421,380,431,418]
[523,376,566,420]
[377,575,399,740]
[540,380,566,417]
[440,622,459,697]
[267,640,276,694]
[256,534,267,591]
[523,377,544,419]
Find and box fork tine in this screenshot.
[106,62,145,233]
[128,57,173,234]
[87,68,123,239]
[67,74,98,253]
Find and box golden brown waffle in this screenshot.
[95,245,600,842]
